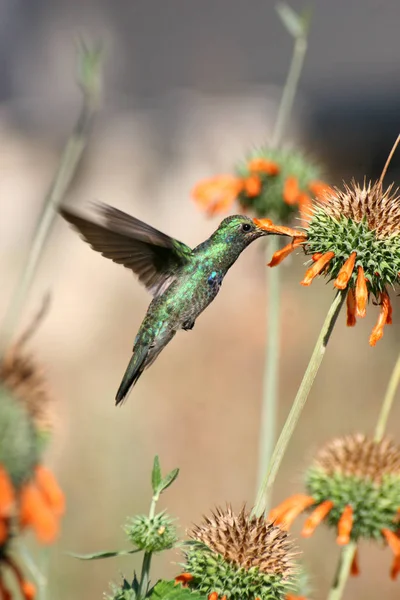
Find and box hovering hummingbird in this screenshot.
[60,204,294,405]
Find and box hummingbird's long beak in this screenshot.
[253,218,305,238]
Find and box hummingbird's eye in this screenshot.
[241,223,252,233]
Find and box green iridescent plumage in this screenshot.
[60,204,279,404]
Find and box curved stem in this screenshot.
[253,290,346,517]
[256,238,281,509]
[327,542,357,600]
[374,352,400,442]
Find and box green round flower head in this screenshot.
[236,147,325,223]
[124,512,177,553]
[306,434,400,541]
[181,506,296,600]
[305,181,400,297]
[0,387,38,488]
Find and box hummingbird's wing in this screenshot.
[60,203,193,296]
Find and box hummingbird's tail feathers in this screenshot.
[115,345,150,405]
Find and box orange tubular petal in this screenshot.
[301,500,334,538]
[298,192,313,224]
[247,157,280,176]
[275,496,315,531]
[191,175,243,215]
[208,593,219,600]
[21,581,36,600]
[268,237,306,267]
[0,466,15,518]
[346,289,357,327]
[382,528,400,580]
[300,251,335,286]
[355,266,368,318]
[283,176,300,205]
[35,466,65,517]
[337,505,353,545]
[268,494,314,522]
[19,483,59,543]
[254,218,305,238]
[243,174,262,197]
[351,549,360,577]
[369,292,391,346]
[308,180,333,201]
[312,253,323,262]
[334,252,357,290]
[175,573,193,587]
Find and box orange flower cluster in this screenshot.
[192,153,330,225]
[0,464,64,599]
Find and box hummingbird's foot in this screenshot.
[182,320,195,331]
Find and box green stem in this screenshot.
[271,29,308,148]
[374,352,400,442]
[327,542,357,600]
[327,351,400,600]
[138,551,152,600]
[256,238,280,509]
[253,290,346,517]
[0,46,101,357]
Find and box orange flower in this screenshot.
[337,505,353,545]
[283,176,300,205]
[243,174,262,197]
[0,466,14,518]
[247,157,280,175]
[300,252,335,286]
[175,573,193,588]
[346,289,357,327]
[334,252,357,290]
[301,500,334,538]
[35,465,65,517]
[308,179,333,200]
[192,175,244,216]
[369,291,391,346]
[355,266,368,318]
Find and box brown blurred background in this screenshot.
[0,1,400,598]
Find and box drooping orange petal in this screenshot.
[334,252,357,290]
[208,593,219,600]
[369,292,391,346]
[0,466,15,517]
[21,581,36,600]
[283,176,300,205]
[355,266,368,318]
[346,289,357,327]
[247,157,280,176]
[312,253,323,262]
[275,496,315,530]
[0,517,8,544]
[351,549,360,576]
[243,174,262,197]
[308,180,333,201]
[268,237,306,267]
[19,482,58,543]
[298,192,313,223]
[387,297,393,325]
[337,505,353,545]
[268,494,314,522]
[382,528,400,580]
[35,466,65,517]
[254,218,305,238]
[301,500,334,538]
[192,175,244,216]
[300,251,335,286]
[175,573,193,587]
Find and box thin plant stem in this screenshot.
[138,551,152,600]
[253,290,346,517]
[327,351,400,600]
[374,352,400,442]
[256,237,280,504]
[0,43,101,357]
[256,7,309,511]
[327,542,357,600]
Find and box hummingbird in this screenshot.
[60,204,291,405]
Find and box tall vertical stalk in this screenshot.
[256,4,310,509]
[328,350,400,600]
[0,43,102,357]
[254,290,346,517]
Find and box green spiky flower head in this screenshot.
[305,434,400,542]
[124,512,177,553]
[180,506,296,600]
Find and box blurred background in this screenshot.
[0,0,400,598]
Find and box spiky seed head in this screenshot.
[236,147,324,223]
[124,512,177,553]
[306,434,400,541]
[0,346,53,435]
[305,180,400,296]
[182,506,297,600]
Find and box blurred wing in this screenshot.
[60,203,193,296]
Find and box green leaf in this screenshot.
[276,2,309,38]
[159,468,179,494]
[148,580,205,600]
[69,548,140,560]
[152,456,162,494]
